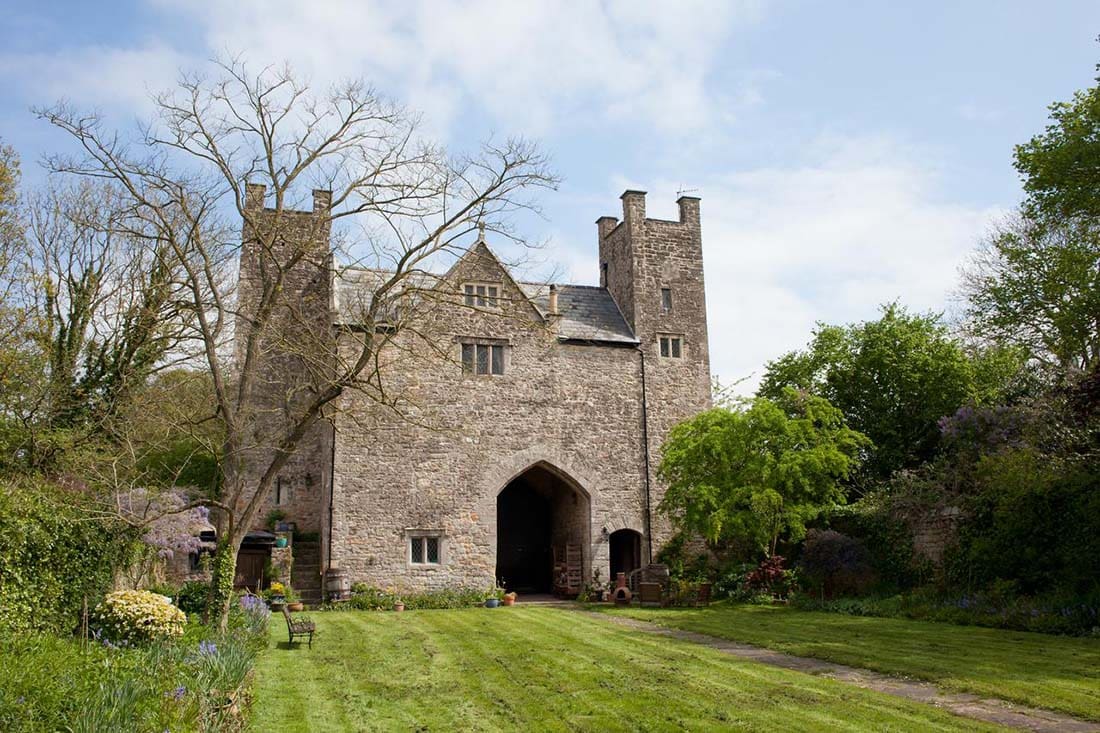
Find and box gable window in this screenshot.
[659,335,683,359]
[661,287,673,313]
[408,532,443,565]
[463,282,500,308]
[461,342,505,375]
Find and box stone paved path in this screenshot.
[578,610,1100,732]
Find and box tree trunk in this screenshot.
[209,534,242,631]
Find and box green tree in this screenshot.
[658,389,869,558]
[1014,49,1100,221]
[758,304,980,487]
[962,215,1100,373]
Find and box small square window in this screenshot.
[461,341,506,375]
[409,534,443,565]
[659,336,683,359]
[661,288,672,313]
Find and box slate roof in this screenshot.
[518,282,638,344]
[332,269,637,345]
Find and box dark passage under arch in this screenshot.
[609,528,642,580]
[496,464,589,594]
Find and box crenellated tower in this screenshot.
[597,190,712,554]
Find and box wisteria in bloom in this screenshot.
[117,487,214,561]
[937,405,1026,454]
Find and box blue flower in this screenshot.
[198,640,218,657]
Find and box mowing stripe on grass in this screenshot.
[253,608,1006,732]
[586,607,1100,732]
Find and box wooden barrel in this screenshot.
[324,568,351,602]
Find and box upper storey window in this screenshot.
[462,341,505,375]
[464,282,500,309]
[661,287,673,313]
[659,335,683,359]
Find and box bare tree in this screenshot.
[38,58,557,625]
[960,212,1100,375]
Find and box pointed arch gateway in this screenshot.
[494,461,591,595]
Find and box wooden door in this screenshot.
[234,548,269,591]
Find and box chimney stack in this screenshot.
[548,284,559,315]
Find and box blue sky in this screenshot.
[2,1,1098,390]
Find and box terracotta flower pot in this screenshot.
[287,602,304,612]
[503,596,515,606]
[393,602,405,612]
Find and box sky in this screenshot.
[2,0,1098,391]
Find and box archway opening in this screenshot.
[609,529,642,581]
[496,464,590,595]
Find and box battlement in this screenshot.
[595,190,701,240]
[243,182,332,216]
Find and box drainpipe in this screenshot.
[638,347,654,562]
[326,420,336,575]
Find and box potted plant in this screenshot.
[285,585,304,612]
[393,598,405,612]
[266,509,287,532]
[484,585,505,608]
[266,581,287,610]
[502,591,517,606]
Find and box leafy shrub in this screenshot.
[0,480,138,634]
[2,593,271,732]
[655,532,714,582]
[800,529,876,598]
[94,590,187,644]
[177,580,211,616]
[714,563,769,602]
[947,451,1100,596]
[795,586,1100,636]
[744,556,795,597]
[826,500,930,590]
[341,584,487,610]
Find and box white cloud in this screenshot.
[136,0,766,137]
[0,43,189,113]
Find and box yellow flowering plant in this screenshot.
[94,590,186,644]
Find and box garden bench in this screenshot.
[282,605,315,648]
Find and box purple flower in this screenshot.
[168,685,186,701]
[198,640,217,657]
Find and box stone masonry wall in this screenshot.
[599,192,713,553]
[231,185,333,537]
[326,192,711,591]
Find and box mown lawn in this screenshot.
[252,606,1002,732]
[599,603,1100,722]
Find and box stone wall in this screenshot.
[326,192,711,591]
[598,192,712,551]
[230,184,334,537]
[231,188,713,591]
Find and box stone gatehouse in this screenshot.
[234,188,711,595]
